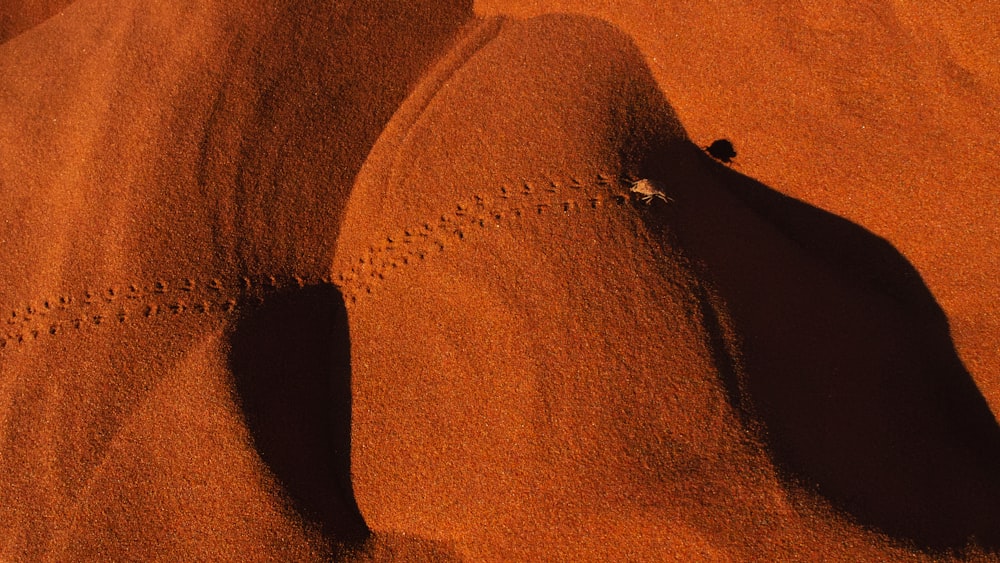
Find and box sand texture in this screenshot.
[1,1,999,560]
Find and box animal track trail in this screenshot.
[335,172,637,305]
[0,274,332,354]
[1,172,651,352]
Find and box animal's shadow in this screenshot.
[644,141,1000,552]
[227,284,370,549]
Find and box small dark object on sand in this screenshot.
[706,139,737,163]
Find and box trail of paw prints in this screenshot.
[335,172,636,305]
[0,273,333,353]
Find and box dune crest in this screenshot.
[1,1,471,558]
[334,13,999,560]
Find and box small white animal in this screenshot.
[629,178,672,204]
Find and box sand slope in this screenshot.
[334,13,1000,559]
[0,0,72,43]
[1,1,999,560]
[477,0,1000,413]
[0,1,469,558]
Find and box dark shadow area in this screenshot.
[705,139,736,163]
[641,140,1000,552]
[227,284,369,547]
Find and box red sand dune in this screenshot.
[2,1,999,560]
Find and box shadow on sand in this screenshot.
[227,284,369,549]
[221,6,999,552]
[645,140,1000,552]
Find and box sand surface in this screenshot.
[1,1,999,560]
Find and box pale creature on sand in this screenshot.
[630,178,672,204]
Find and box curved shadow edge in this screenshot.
[226,284,370,549]
[643,140,1000,552]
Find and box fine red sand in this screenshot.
[2,1,999,560]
